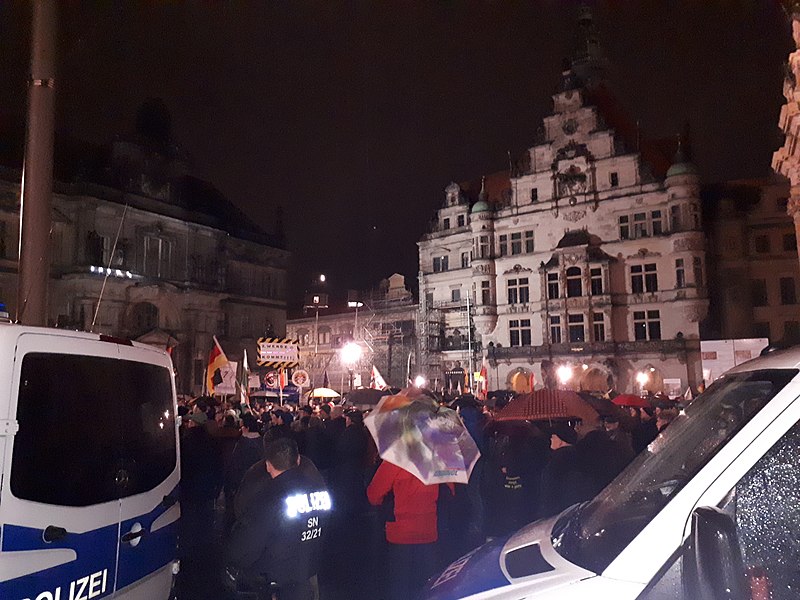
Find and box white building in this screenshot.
[418,31,708,395]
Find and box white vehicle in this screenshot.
[425,347,800,600]
[0,325,180,599]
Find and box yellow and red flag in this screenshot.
[206,336,229,395]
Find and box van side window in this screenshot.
[718,420,800,599]
[11,353,176,506]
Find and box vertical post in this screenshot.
[17,0,57,325]
[466,293,473,393]
[314,308,319,355]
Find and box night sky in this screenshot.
[0,1,793,304]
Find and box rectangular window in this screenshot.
[634,310,661,341]
[752,279,768,307]
[568,313,585,343]
[753,321,770,339]
[442,218,450,230]
[785,320,800,340]
[509,319,531,347]
[633,212,648,238]
[425,292,433,309]
[481,281,491,305]
[457,214,465,227]
[461,252,469,269]
[693,256,703,287]
[511,232,523,255]
[676,258,685,288]
[479,236,490,259]
[550,316,562,344]
[670,205,681,232]
[547,273,559,299]
[592,312,605,342]
[530,188,538,202]
[651,210,663,235]
[524,230,534,253]
[619,215,630,240]
[451,288,461,303]
[780,277,797,305]
[433,256,449,272]
[507,278,529,305]
[590,268,603,295]
[755,235,770,254]
[498,235,508,257]
[610,172,619,187]
[644,263,658,292]
[631,264,644,294]
[143,236,171,279]
[784,233,797,252]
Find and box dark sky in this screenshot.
[0,1,792,303]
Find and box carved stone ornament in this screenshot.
[564,253,581,265]
[563,209,586,222]
[503,264,533,275]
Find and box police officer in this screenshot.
[227,436,330,600]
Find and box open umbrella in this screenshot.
[344,388,389,407]
[308,387,341,399]
[494,389,599,424]
[364,389,480,485]
[612,393,650,409]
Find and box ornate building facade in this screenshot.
[418,23,708,395]
[0,110,289,396]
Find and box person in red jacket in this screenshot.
[367,460,452,600]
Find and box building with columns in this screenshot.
[418,13,708,395]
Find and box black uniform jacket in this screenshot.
[227,466,330,586]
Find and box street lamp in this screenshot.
[341,342,362,391]
[414,374,426,388]
[557,364,573,387]
[636,370,650,394]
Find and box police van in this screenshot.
[425,347,800,600]
[0,325,180,599]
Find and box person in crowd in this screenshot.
[263,409,293,444]
[539,422,589,519]
[224,413,263,532]
[632,407,659,454]
[367,460,453,600]
[656,407,679,432]
[601,414,635,461]
[227,437,330,600]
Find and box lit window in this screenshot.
[633,310,661,341]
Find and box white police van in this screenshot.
[425,347,800,599]
[0,325,180,599]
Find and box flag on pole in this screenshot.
[370,365,388,390]
[322,369,330,388]
[206,336,229,396]
[239,349,250,406]
[683,386,694,401]
[279,366,288,389]
[478,359,488,400]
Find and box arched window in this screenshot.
[566,267,582,297]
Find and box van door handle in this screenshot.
[121,529,145,543]
[43,525,68,543]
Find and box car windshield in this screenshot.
[551,368,798,574]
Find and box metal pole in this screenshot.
[466,294,473,393]
[18,0,57,325]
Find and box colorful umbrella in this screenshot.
[494,388,599,424]
[611,393,651,408]
[364,389,480,485]
[308,387,340,399]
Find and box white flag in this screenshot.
[370,365,388,390]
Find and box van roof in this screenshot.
[0,323,168,356]
[726,345,800,374]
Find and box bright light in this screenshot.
[414,375,426,388]
[347,301,364,308]
[319,274,326,283]
[636,371,650,386]
[557,365,573,385]
[340,342,362,366]
[581,363,589,370]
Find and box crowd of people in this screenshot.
[175,391,679,600]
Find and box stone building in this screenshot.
[704,177,800,343]
[0,103,289,395]
[417,12,708,395]
[286,274,417,392]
